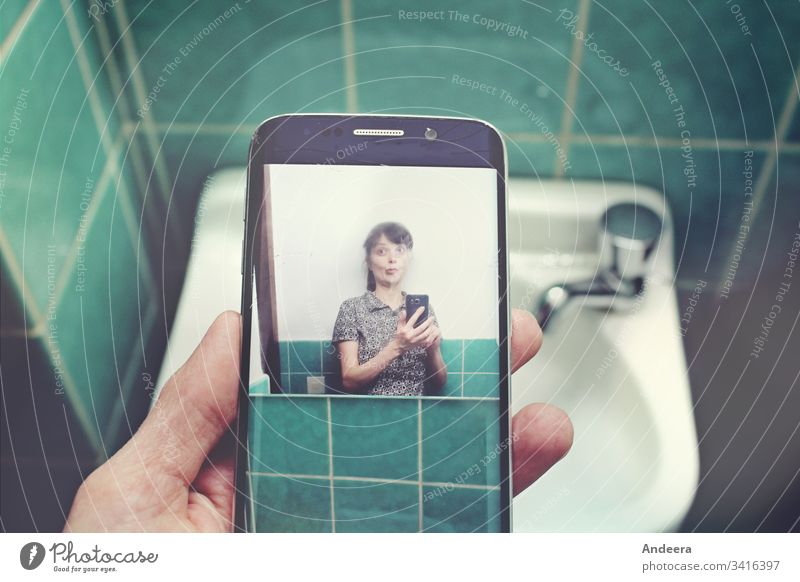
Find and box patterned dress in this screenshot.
[332,291,438,396]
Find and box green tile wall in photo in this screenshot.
[421,399,502,486]
[249,395,329,475]
[246,394,504,532]
[273,338,500,397]
[334,479,419,533]
[422,486,502,533]
[252,475,332,533]
[330,397,419,481]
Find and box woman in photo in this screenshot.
[332,222,447,395]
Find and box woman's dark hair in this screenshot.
[363,222,413,291]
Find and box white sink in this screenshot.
[509,179,699,532]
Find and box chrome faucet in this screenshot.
[535,202,663,331]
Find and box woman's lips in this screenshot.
[386,268,398,274]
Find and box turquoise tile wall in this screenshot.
[248,394,504,532]
[1,1,158,530]
[273,338,500,397]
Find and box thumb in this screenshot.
[119,311,242,486]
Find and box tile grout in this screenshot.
[340,0,359,113]
[555,0,592,178]
[140,122,800,153]
[0,228,46,336]
[113,0,173,207]
[248,393,501,400]
[417,398,423,531]
[715,58,800,295]
[0,0,40,64]
[327,397,336,532]
[61,0,116,155]
[92,9,155,221]
[460,339,465,397]
[248,471,501,491]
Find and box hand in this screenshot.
[393,306,436,352]
[64,310,572,531]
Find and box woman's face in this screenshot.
[368,234,410,288]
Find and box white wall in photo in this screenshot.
[265,164,501,341]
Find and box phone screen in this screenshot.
[239,118,509,532]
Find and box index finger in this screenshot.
[510,309,543,373]
[406,305,425,327]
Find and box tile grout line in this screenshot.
[0,228,46,335]
[340,0,358,113]
[249,471,501,491]
[327,397,336,532]
[460,339,465,397]
[247,397,257,531]
[248,470,256,532]
[140,121,800,152]
[562,134,800,152]
[248,393,500,401]
[0,0,40,64]
[715,59,800,296]
[113,0,172,203]
[554,0,591,178]
[93,8,153,218]
[417,398,423,531]
[61,0,115,155]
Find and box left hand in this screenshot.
[64,310,572,531]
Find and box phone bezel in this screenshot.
[235,113,511,533]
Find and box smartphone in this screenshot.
[405,294,429,328]
[235,114,510,532]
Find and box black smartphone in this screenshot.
[405,294,429,328]
[235,114,510,532]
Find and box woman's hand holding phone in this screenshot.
[394,306,437,352]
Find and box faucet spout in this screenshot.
[533,202,662,332]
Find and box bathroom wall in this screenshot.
[248,394,504,532]
[0,0,160,531]
[254,338,501,397]
[2,0,799,532]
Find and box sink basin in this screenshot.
[509,179,699,532]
